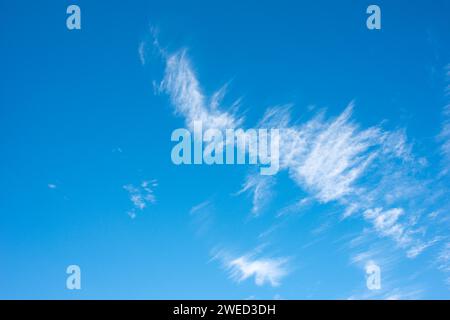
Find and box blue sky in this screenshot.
[1,0,450,299]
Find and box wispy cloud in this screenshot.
[406,237,441,259]
[138,41,146,65]
[276,104,381,203]
[138,26,164,66]
[189,200,214,236]
[257,102,434,255]
[123,180,158,218]
[349,243,400,271]
[439,64,450,175]
[348,246,426,300]
[275,197,312,217]
[160,49,241,131]
[213,250,289,287]
[190,200,212,214]
[158,46,393,209]
[235,174,275,216]
[157,47,418,228]
[438,242,450,271]
[363,208,411,247]
[347,288,424,300]
[156,46,431,252]
[228,255,288,286]
[382,288,424,300]
[437,242,450,288]
[258,103,413,206]
[143,35,450,289]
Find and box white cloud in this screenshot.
[258,104,428,254]
[236,174,275,216]
[351,251,375,266]
[439,64,450,175]
[157,47,411,213]
[348,287,424,300]
[149,39,450,287]
[406,238,441,259]
[349,245,398,270]
[382,288,424,300]
[123,179,157,218]
[363,208,411,247]
[258,104,413,205]
[446,64,450,95]
[189,200,214,236]
[261,104,428,252]
[138,26,165,66]
[437,242,450,273]
[158,48,428,252]
[440,108,450,169]
[190,200,212,215]
[212,249,289,287]
[286,105,380,202]
[227,255,288,287]
[160,50,241,131]
[138,41,146,65]
[47,184,57,189]
[276,197,312,217]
